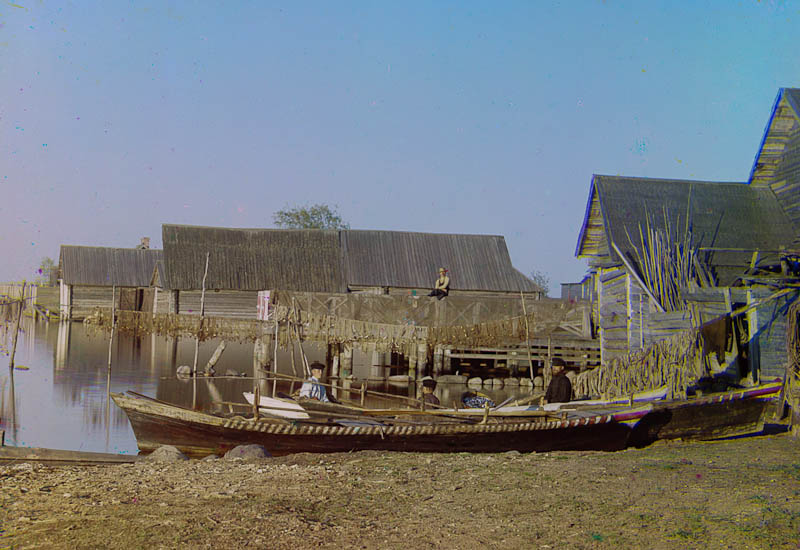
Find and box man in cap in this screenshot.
[541,358,572,405]
[427,267,450,300]
[299,361,330,402]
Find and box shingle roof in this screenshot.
[341,230,540,292]
[576,175,797,285]
[161,225,540,293]
[59,246,163,287]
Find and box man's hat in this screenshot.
[439,267,448,272]
[422,378,437,389]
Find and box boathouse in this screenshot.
[58,245,163,320]
[575,87,800,385]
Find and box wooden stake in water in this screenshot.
[106,286,116,370]
[8,281,26,371]
[192,252,210,376]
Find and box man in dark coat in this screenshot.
[541,358,572,405]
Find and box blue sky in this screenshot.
[2,1,798,293]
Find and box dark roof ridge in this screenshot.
[60,244,162,251]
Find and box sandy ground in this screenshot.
[1,434,799,550]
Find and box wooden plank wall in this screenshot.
[177,290,259,319]
[598,267,629,362]
[628,278,645,351]
[153,288,171,314]
[751,286,795,381]
[767,100,800,229]
[71,286,115,320]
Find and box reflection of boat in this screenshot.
[111,391,634,458]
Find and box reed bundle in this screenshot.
[625,207,716,312]
[573,327,703,399]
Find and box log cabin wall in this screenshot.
[175,290,259,319]
[597,267,629,363]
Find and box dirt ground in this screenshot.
[1,433,799,550]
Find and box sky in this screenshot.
[2,1,799,294]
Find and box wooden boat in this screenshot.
[618,379,783,446]
[111,391,635,458]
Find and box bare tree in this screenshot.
[529,269,551,297]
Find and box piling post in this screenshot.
[341,343,353,378]
[407,344,417,380]
[416,343,428,379]
[433,345,444,377]
[192,253,210,377]
[8,282,26,371]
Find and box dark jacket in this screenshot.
[544,372,572,403]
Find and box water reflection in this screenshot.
[1,318,539,455]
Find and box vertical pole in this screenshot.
[417,343,428,379]
[520,291,534,382]
[192,253,210,376]
[433,345,444,377]
[8,281,26,371]
[106,285,116,371]
[407,344,417,380]
[272,316,279,397]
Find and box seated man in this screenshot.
[541,358,572,405]
[461,391,495,409]
[421,378,440,407]
[427,267,450,300]
[299,362,330,402]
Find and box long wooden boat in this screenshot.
[111,391,635,458]
[619,379,783,446]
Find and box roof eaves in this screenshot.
[748,88,785,184]
[574,175,599,258]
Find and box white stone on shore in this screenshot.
[145,445,189,462]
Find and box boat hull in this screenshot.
[113,393,632,458]
[625,381,781,446]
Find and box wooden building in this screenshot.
[575,87,800,385]
[58,245,163,320]
[158,224,544,318]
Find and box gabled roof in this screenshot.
[162,225,345,292]
[341,230,541,292]
[162,225,541,293]
[59,246,163,287]
[749,88,800,186]
[575,175,797,285]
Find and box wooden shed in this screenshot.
[575,87,800,386]
[58,245,163,320]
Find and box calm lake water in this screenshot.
[1,318,537,455]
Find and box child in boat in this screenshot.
[421,378,440,406]
[299,362,330,402]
